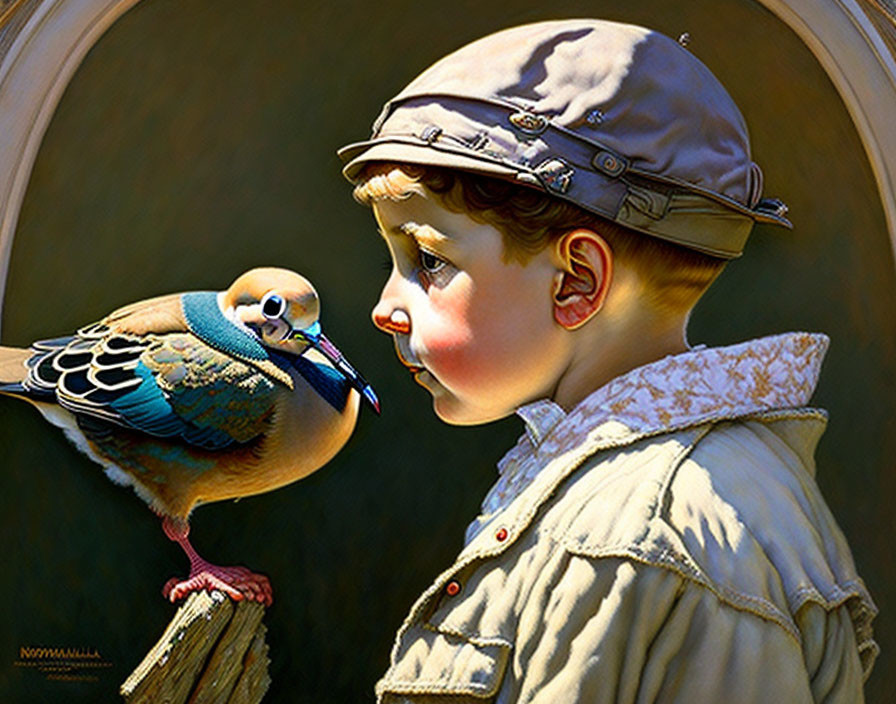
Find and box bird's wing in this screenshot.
[137,333,280,447]
[100,292,188,336]
[24,326,280,450]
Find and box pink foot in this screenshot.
[160,516,273,606]
[162,562,273,606]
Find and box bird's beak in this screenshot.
[292,323,380,415]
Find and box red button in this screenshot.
[445,580,461,596]
[495,528,508,542]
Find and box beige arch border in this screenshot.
[0,0,895,336]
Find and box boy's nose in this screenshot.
[372,307,410,335]
[372,270,411,334]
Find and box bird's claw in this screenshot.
[162,565,273,607]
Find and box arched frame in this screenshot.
[0,0,896,701]
[1,0,893,336]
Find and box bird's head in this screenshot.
[224,267,321,356]
[223,267,380,413]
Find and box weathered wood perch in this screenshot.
[120,591,270,703]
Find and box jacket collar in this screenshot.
[510,331,828,464]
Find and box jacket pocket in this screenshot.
[376,623,511,702]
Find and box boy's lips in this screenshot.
[400,356,426,375]
[393,339,424,374]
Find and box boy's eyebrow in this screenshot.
[398,222,452,246]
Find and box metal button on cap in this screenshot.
[509,111,548,135]
[592,150,627,177]
[421,125,443,143]
[534,158,575,194]
[445,580,461,596]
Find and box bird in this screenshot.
[0,267,379,606]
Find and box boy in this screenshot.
[339,20,876,703]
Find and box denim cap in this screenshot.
[339,19,791,259]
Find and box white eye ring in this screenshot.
[261,292,286,320]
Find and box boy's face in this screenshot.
[371,190,571,425]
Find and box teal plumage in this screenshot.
[181,291,269,361]
[111,361,195,438]
[0,267,377,606]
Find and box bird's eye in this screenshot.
[261,293,286,320]
[419,249,445,273]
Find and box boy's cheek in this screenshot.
[417,291,480,378]
[417,318,504,391]
[420,318,517,387]
[418,327,479,383]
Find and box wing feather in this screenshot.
[20,324,278,450]
[99,292,188,336]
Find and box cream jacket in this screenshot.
[376,333,877,703]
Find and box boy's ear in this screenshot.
[551,229,613,330]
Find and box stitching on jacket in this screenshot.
[376,638,511,699]
[563,543,802,643]
[380,430,683,690]
[476,422,716,557]
[395,416,798,653]
[419,621,514,649]
[790,583,879,680]
[553,424,708,555]
[741,407,828,422]
[656,424,713,522]
[789,581,877,614]
[376,679,500,697]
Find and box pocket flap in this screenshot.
[376,623,511,700]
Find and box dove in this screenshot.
[0,267,379,606]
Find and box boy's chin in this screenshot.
[431,394,512,427]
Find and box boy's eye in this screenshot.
[419,249,446,273]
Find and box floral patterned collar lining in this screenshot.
[477,332,829,523]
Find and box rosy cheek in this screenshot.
[424,330,478,382]
[417,286,488,384]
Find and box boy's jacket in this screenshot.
[377,333,876,703]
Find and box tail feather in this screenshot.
[0,346,31,384]
[32,336,76,351]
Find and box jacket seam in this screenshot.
[461,410,821,566]
[788,580,877,615]
[562,543,802,643]
[656,424,713,523]
[543,425,710,551]
[791,582,879,681]
[420,620,514,648]
[376,679,501,698]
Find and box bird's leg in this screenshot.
[160,516,273,606]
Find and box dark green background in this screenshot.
[1,0,893,701]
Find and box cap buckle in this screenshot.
[509,111,548,136]
[420,125,443,143]
[534,158,575,194]
[592,150,628,177]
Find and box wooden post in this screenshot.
[120,591,270,704]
